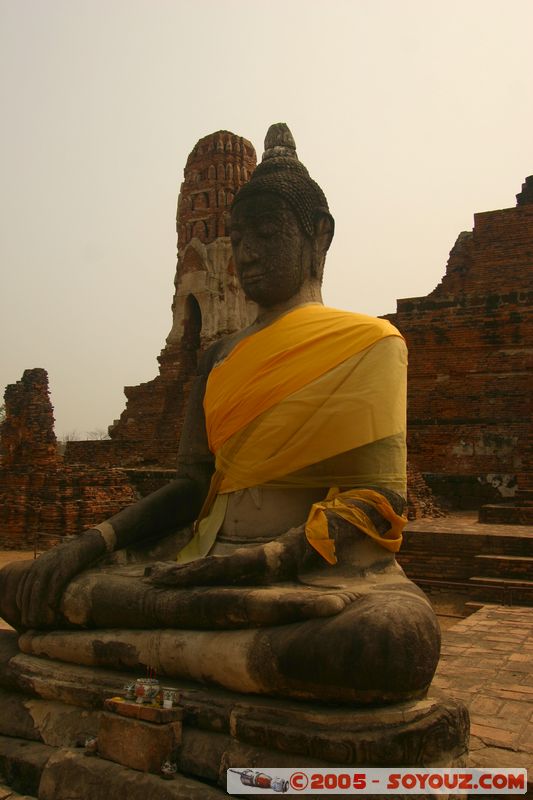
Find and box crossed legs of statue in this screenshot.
[0,519,440,705]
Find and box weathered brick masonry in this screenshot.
[387,183,533,510]
[397,525,533,605]
[100,131,258,467]
[407,462,445,520]
[0,369,136,548]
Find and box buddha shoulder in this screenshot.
[201,327,256,374]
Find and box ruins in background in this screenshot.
[0,369,136,548]
[66,131,257,470]
[1,133,531,545]
[387,177,532,521]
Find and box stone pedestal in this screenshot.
[0,630,469,798]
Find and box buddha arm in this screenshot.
[16,350,217,629]
[148,487,406,587]
[15,475,208,630]
[102,476,205,549]
[147,523,316,587]
[108,352,216,550]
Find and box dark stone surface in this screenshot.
[0,735,55,797]
[0,689,41,742]
[97,711,182,773]
[38,748,228,800]
[479,503,533,525]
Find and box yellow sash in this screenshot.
[205,304,401,453]
[306,488,406,564]
[177,305,407,564]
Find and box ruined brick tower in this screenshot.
[0,370,136,548]
[388,177,533,511]
[107,131,257,466]
[1,369,59,469]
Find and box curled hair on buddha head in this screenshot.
[232,123,334,242]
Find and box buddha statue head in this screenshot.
[230,123,334,307]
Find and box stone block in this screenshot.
[0,734,55,797]
[0,689,40,742]
[0,630,23,691]
[177,728,232,783]
[104,697,183,724]
[3,647,129,709]
[97,711,182,773]
[39,748,228,800]
[0,784,36,800]
[0,687,102,747]
[479,504,533,525]
[228,697,469,767]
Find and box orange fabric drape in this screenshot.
[205,304,401,453]
[177,305,407,564]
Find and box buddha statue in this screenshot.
[0,124,440,705]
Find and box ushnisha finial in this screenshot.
[263,123,298,161]
[232,122,331,239]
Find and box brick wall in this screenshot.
[0,370,136,549]
[398,528,532,605]
[398,529,532,583]
[387,192,533,509]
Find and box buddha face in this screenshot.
[230,193,314,307]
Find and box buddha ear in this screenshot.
[311,211,335,279]
[315,211,334,251]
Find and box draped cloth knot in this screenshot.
[305,487,407,565]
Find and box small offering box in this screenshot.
[104,697,183,724]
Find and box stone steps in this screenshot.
[464,600,502,613]
[398,529,533,605]
[0,630,469,798]
[479,504,533,525]
[474,553,533,579]
[476,554,533,561]
[470,575,533,588]
[0,783,37,799]
[0,736,55,798]
[0,737,226,800]
[468,574,533,605]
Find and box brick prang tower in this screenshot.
[107,131,257,467]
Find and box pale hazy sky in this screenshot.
[1,0,532,438]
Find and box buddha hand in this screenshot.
[146,525,315,587]
[16,529,110,629]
